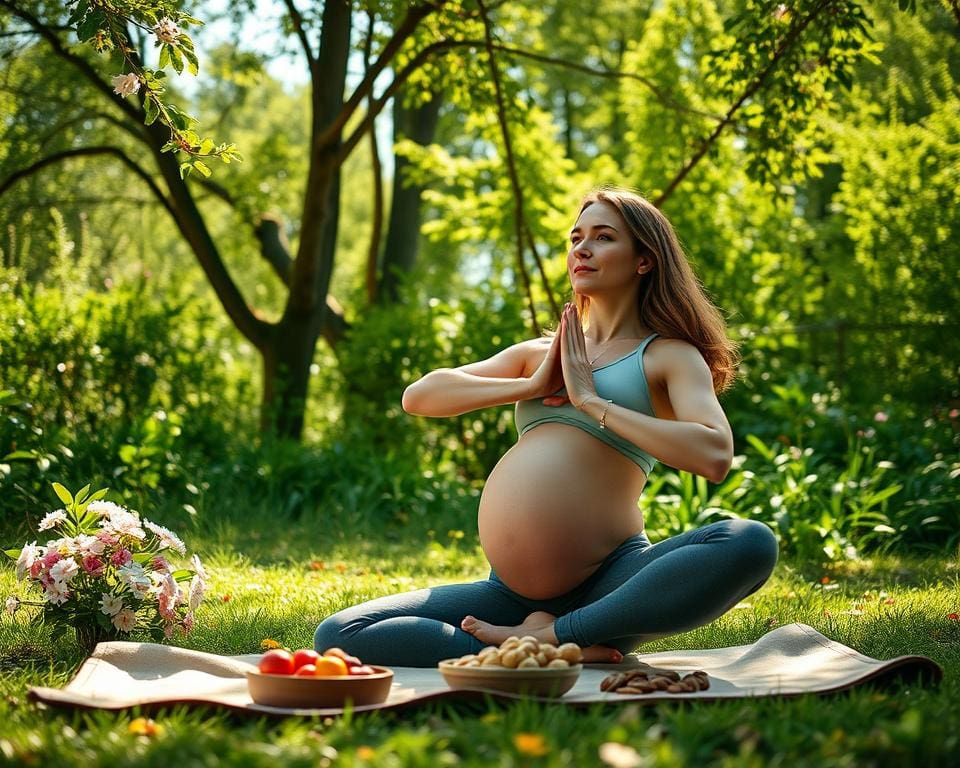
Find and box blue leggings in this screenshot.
[314,518,778,667]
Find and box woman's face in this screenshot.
[567,201,648,296]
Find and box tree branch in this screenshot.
[477,0,539,335]
[318,2,438,149]
[281,0,315,70]
[0,0,145,128]
[488,42,723,123]
[654,0,830,207]
[0,146,176,222]
[254,214,293,286]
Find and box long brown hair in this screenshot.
[574,187,739,392]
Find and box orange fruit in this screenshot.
[313,655,350,676]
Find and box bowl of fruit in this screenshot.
[439,636,583,698]
[246,647,393,708]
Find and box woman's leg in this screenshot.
[313,577,532,667]
[552,518,778,654]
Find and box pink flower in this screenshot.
[874,411,889,423]
[182,612,195,634]
[111,549,132,567]
[150,556,171,573]
[41,550,61,568]
[112,607,137,632]
[82,556,105,577]
[158,592,178,621]
[96,531,119,546]
[29,560,44,580]
[949,409,959,419]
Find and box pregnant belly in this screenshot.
[478,424,646,599]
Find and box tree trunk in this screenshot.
[379,88,443,303]
[260,315,320,439]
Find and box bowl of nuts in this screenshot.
[439,636,583,698]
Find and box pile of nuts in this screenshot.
[445,636,583,669]
[600,663,710,695]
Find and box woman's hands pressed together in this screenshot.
[542,304,600,410]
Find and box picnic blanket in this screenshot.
[28,623,941,717]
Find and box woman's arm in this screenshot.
[558,306,733,482]
[402,334,562,418]
[581,343,733,482]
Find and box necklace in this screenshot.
[587,336,646,367]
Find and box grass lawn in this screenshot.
[1,521,957,767]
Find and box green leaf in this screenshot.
[144,96,160,126]
[192,160,211,178]
[2,450,39,461]
[76,484,91,504]
[52,482,73,506]
[118,445,138,464]
[3,548,22,560]
[89,488,109,502]
[179,163,193,179]
[159,45,170,70]
[169,46,184,75]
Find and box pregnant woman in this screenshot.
[314,187,778,665]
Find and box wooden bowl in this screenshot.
[245,666,394,708]
[438,661,582,698]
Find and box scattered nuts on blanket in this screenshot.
[599,664,710,695]
[442,636,584,669]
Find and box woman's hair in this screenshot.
[574,187,739,392]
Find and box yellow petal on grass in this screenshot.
[260,638,281,650]
[356,746,376,760]
[514,733,550,756]
[128,717,164,737]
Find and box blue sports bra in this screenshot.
[514,334,659,474]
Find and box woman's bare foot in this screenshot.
[460,611,623,663]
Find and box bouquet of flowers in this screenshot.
[3,482,206,648]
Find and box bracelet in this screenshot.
[597,398,613,430]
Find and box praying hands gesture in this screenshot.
[542,304,600,410]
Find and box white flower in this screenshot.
[191,554,207,582]
[111,73,141,98]
[102,509,145,540]
[87,500,127,517]
[112,607,137,632]
[43,581,70,605]
[599,742,644,768]
[99,593,123,616]
[46,536,78,556]
[153,17,181,44]
[4,595,19,616]
[76,534,106,557]
[15,543,39,580]
[48,558,79,585]
[188,574,204,611]
[145,521,185,555]
[117,563,151,598]
[38,509,67,531]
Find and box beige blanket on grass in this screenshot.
[28,623,941,717]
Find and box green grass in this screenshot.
[1,521,958,768]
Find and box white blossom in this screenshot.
[145,520,185,555]
[76,534,106,557]
[112,607,137,632]
[43,581,70,605]
[599,742,644,768]
[99,593,124,617]
[4,595,19,616]
[46,536,78,556]
[111,73,141,98]
[153,17,181,44]
[87,500,126,517]
[48,558,79,585]
[15,543,39,580]
[188,574,204,611]
[102,509,145,540]
[117,563,151,597]
[38,509,67,531]
[191,554,207,582]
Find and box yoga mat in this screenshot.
[28,623,941,717]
